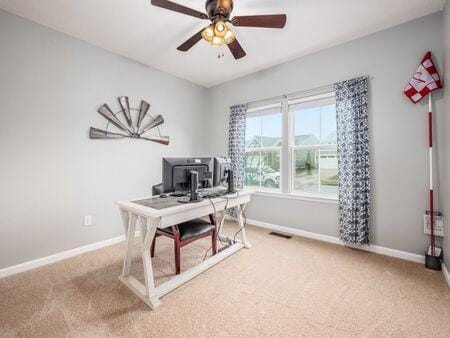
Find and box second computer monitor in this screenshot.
[162,158,213,193]
[213,157,230,187]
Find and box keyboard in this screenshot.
[197,187,229,199]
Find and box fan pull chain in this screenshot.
[217,45,225,59]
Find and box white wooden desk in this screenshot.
[116,190,253,310]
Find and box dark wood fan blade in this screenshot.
[231,14,287,28]
[227,38,246,59]
[177,29,204,51]
[151,0,208,19]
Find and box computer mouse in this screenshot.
[160,194,168,198]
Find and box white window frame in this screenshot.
[244,104,283,192]
[244,88,338,202]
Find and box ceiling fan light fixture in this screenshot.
[152,0,287,60]
[201,26,214,42]
[214,20,227,38]
[224,29,235,44]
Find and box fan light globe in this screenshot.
[224,30,235,44]
[212,36,223,46]
[201,26,214,42]
[214,21,227,38]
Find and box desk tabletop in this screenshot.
[117,189,253,218]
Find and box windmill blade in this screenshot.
[231,14,287,28]
[97,104,133,135]
[118,96,133,130]
[151,0,208,19]
[141,135,170,145]
[89,127,129,139]
[141,114,165,134]
[227,38,246,59]
[137,100,151,132]
[177,28,204,52]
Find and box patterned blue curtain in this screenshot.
[228,104,247,217]
[334,77,371,245]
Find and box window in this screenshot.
[290,96,338,196]
[244,90,338,199]
[244,105,282,190]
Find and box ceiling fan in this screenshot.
[150,0,287,59]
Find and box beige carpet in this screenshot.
[1,222,449,337]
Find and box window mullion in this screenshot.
[259,151,262,188]
[319,109,322,194]
[318,149,321,194]
[259,117,262,188]
[319,108,322,143]
[281,98,290,193]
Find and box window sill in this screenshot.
[251,190,338,204]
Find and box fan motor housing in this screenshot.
[205,0,233,20]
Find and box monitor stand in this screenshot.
[178,170,202,203]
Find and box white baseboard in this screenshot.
[247,219,425,264]
[0,219,439,280]
[443,263,450,288]
[0,234,127,279]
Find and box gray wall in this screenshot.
[443,1,450,266]
[205,13,445,255]
[0,8,448,270]
[0,10,209,269]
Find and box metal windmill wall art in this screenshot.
[89,97,170,145]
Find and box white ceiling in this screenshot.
[0,0,446,87]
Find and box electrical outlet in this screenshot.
[84,215,92,227]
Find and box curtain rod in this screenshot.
[244,75,372,107]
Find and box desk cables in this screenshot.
[202,190,248,261]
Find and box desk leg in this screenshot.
[237,204,252,249]
[140,217,161,309]
[120,209,130,235]
[121,212,137,277]
[119,212,162,310]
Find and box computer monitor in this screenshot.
[213,157,231,187]
[162,158,213,193]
